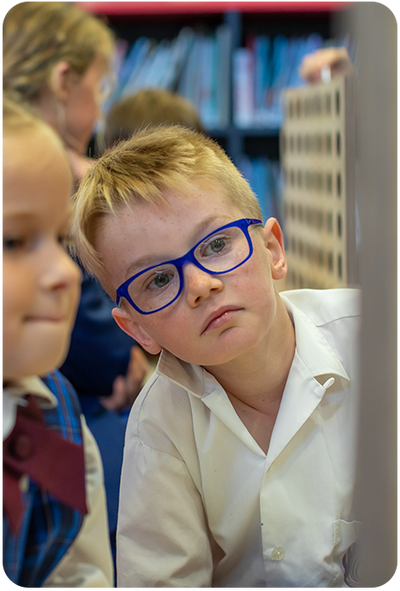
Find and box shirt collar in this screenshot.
[156,295,350,398]
[4,375,58,408]
[156,350,214,398]
[280,294,350,393]
[3,376,58,439]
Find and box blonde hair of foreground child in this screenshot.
[72,125,263,294]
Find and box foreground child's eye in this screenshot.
[3,236,27,252]
[58,233,72,252]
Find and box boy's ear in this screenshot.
[262,217,288,280]
[50,61,74,102]
[112,307,162,356]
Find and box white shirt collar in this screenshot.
[156,297,350,398]
[156,349,211,398]
[281,293,350,393]
[3,376,57,439]
[4,375,58,407]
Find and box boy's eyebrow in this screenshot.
[124,213,233,279]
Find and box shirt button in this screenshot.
[11,433,34,460]
[271,546,285,561]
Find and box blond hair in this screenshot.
[72,125,262,292]
[3,2,114,103]
[105,88,204,146]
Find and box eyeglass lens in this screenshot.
[128,225,251,312]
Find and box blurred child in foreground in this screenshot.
[3,97,114,586]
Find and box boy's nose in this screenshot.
[184,263,223,308]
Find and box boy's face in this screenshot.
[3,126,81,381]
[96,183,287,369]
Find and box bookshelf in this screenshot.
[80,1,352,235]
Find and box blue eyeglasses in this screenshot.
[116,218,262,314]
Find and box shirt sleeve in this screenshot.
[44,417,114,587]
[117,435,214,587]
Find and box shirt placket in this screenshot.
[259,354,328,584]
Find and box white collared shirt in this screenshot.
[117,288,360,587]
[3,376,114,587]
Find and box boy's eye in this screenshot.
[148,271,175,291]
[209,237,226,254]
[152,273,171,289]
[200,234,231,257]
[140,267,176,294]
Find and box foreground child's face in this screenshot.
[96,183,286,370]
[3,126,81,381]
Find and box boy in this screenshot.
[72,125,360,587]
[3,97,114,586]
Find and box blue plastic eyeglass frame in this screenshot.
[116,217,263,315]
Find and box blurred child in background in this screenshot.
[104,87,204,146]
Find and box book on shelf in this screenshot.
[164,27,196,91]
[197,35,215,128]
[130,39,165,91]
[104,24,349,133]
[104,24,231,130]
[254,35,271,122]
[233,47,253,129]
[103,37,129,111]
[233,33,349,129]
[178,25,231,129]
[177,33,203,111]
[238,156,282,225]
[215,24,232,129]
[115,36,153,98]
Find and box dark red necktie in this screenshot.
[3,395,88,533]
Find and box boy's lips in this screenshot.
[201,306,243,334]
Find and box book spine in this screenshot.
[216,24,232,129]
[233,47,253,128]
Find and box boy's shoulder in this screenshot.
[279,287,360,327]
